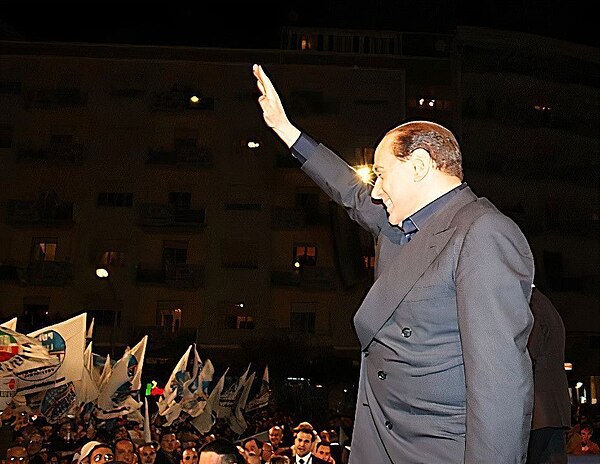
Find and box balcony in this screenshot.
[271,266,339,291]
[137,204,205,232]
[17,142,84,164]
[26,88,87,109]
[271,206,330,229]
[0,264,24,283]
[6,198,75,228]
[136,263,204,288]
[26,261,72,286]
[146,146,212,168]
[131,325,198,358]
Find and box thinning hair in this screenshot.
[385,120,463,180]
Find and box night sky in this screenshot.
[1,1,598,49]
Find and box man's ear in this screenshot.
[410,148,432,181]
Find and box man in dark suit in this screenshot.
[526,286,571,463]
[292,427,328,464]
[253,64,535,463]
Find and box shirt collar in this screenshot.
[403,182,467,235]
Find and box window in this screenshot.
[163,240,188,265]
[221,301,255,329]
[226,315,255,329]
[97,192,133,207]
[290,302,316,333]
[363,255,376,269]
[157,301,183,332]
[293,244,317,267]
[99,251,127,267]
[31,238,57,262]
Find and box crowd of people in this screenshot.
[1,403,353,464]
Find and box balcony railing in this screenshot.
[17,143,84,164]
[136,263,204,288]
[6,199,75,227]
[271,266,339,291]
[26,261,72,286]
[146,147,212,168]
[137,204,205,231]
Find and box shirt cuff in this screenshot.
[291,132,319,165]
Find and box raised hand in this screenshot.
[253,64,301,147]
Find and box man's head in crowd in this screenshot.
[180,446,198,464]
[86,444,114,464]
[293,428,316,459]
[160,433,178,454]
[6,445,29,464]
[138,443,157,464]
[242,438,261,457]
[114,438,136,464]
[260,442,273,462]
[315,442,332,462]
[199,438,243,464]
[268,426,283,448]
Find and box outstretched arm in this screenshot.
[253,64,301,148]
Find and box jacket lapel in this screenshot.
[354,187,478,349]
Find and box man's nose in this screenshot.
[371,177,382,199]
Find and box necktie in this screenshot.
[298,459,305,464]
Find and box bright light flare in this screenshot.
[352,165,375,186]
[190,95,200,103]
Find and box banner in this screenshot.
[0,326,55,378]
[19,313,86,395]
[191,368,228,434]
[245,365,271,412]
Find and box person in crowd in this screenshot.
[78,442,113,464]
[267,458,288,464]
[266,428,289,459]
[313,443,334,464]
[198,438,243,464]
[5,444,29,464]
[259,443,272,464]
[114,438,137,464]
[526,286,571,464]
[180,447,198,464]
[138,443,158,464]
[154,433,179,464]
[253,63,535,464]
[291,427,327,464]
[567,424,600,455]
[26,432,45,464]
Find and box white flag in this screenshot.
[245,365,271,412]
[227,371,255,435]
[0,317,18,331]
[20,313,86,395]
[191,368,228,434]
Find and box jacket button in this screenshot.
[385,420,393,430]
[401,327,412,338]
[377,370,387,380]
[363,350,369,357]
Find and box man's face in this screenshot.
[161,434,178,453]
[294,432,313,458]
[268,428,282,446]
[372,134,420,226]
[581,429,593,442]
[139,445,157,464]
[315,445,331,461]
[115,440,135,464]
[243,440,259,455]
[261,442,273,461]
[181,448,198,464]
[89,446,114,464]
[7,447,29,464]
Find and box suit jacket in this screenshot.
[301,140,535,464]
[527,287,571,430]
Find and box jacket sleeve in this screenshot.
[300,141,390,236]
[455,211,535,463]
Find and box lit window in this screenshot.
[293,244,317,267]
[32,238,57,262]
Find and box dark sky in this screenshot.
[1,1,598,49]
